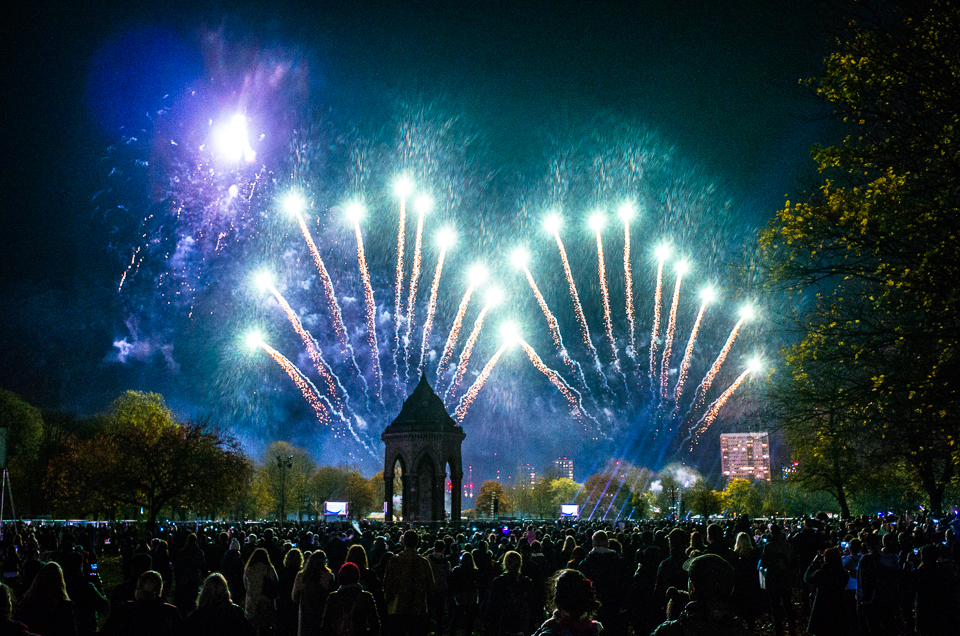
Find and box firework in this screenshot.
[511,248,590,394]
[672,287,714,412]
[686,305,754,420]
[619,203,637,359]
[454,325,515,422]
[393,177,413,389]
[347,203,383,401]
[545,215,608,391]
[659,260,688,400]
[256,272,347,413]
[688,358,760,444]
[249,334,376,457]
[517,337,600,437]
[284,192,369,397]
[444,287,501,405]
[590,213,622,379]
[436,264,486,392]
[418,228,455,375]
[403,194,432,385]
[649,245,669,392]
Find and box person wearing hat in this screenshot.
[651,554,748,636]
[320,562,380,636]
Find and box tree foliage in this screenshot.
[46,391,250,527]
[476,480,508,517]
[759,1,960,512]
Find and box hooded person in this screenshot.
[652,554,749,636]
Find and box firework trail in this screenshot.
[659,266,685,400]
[259,342,332,425]
[265,281,348,413]
[454,344,508,423]
[518,264,590,395]
[350,213,383,402]
[260,342,377,457]
[649,255,666,394]
[290,201,369,397]
[686,315,746,420]
[393,190,408,390]
[517,338,602,436]
[593,224,623,383]
[403,200,428,385]
[436,283,477,392]
[686,366,753,445]
[672,297,709,413]
[443,302,493,405]
[551,229,608,391]
[622,220,636,359]
[418,238,451,376]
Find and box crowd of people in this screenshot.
[0,510,955,635]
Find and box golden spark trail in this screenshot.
[260,343,332,426]
[673,300,708,409]
[659,271,684,400]
[594,228,620,374]
[688,317,745,417]
[294,208,370,398]
[623,221,636,358]
[518,338,599,436]
[403,206,427,384]
[353,220,383,400]
[418,244,449,376]
[268,284,346,413]
[454,344,507,423]
[436,283,476,391]
[649,258,665,390]
[393,194,406,387]
[260,342,377,457]
[521,266,589,391]
[444,303,492,404]
[294,211,348,349]
[690,367,752,440]
[552,231,607,391]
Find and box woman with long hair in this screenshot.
[184,572,256,636]
[533,569,600,636]
[14,561,77,636]
[244,548,280,636]
[448,552,480,636]
[293,549,335,636]
[278,549,304,636]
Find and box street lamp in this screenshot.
[277,454,293,526]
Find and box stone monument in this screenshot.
[382,374,466,522]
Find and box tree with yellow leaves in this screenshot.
[759,1,960,512]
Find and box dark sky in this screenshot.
[0,0,834,474]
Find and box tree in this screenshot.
[344,470,375,518]
[686,479,723,518]
[722,479,753,515]
[759,1,960,513]
[476,480,508,518]
[549,478,581,516]
[0,389,44,516]
[767,338,880,518]
[576,473,632,520]
[46,391,248,528]
[259,442,315,522]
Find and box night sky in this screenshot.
[1,0,833,478]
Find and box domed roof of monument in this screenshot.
[390,374,457,429]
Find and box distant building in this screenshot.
[520,462,536,488]
[555,456,574,480]
[720,432,771,482]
